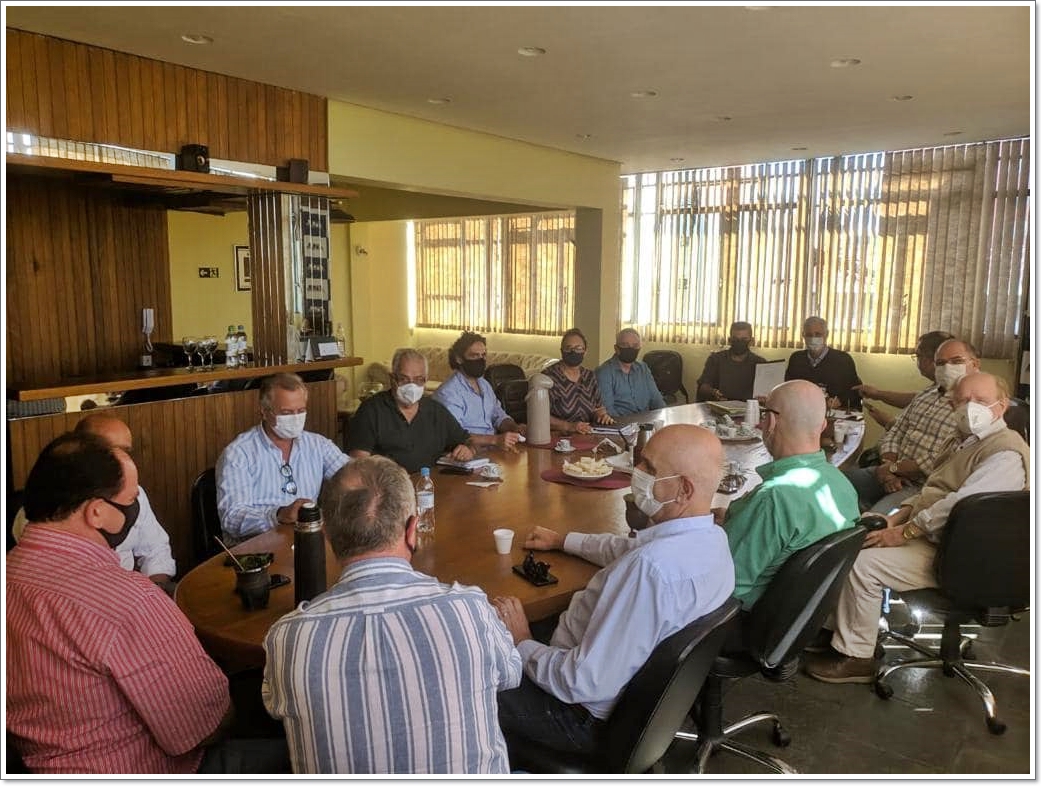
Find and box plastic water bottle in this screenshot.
[294,502,327,605]
[225,325,238,369]
[335,323,347,357]
[416,467,435,534]
[236,324,248,367]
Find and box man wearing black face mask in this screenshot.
[595,328,667,418]
[696,321,768,402]
[7,432,234,773]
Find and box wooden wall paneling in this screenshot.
[125,51,144,150]
[101,47,121,146]
[15,31,38,133]
[7,30,25,130]
[53,182,81,376]
[33,33,54,138]
[74,43,95,147]
[247,191,290,366]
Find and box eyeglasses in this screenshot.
[394,374,427,386]
[759,406,782,421]
[280,463,297,496]
[935,356,969,366]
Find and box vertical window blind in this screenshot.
[414,211,575,335]
[621,138,1029,358]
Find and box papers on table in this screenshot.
[753,360,786,398]
[706,400,748,418]
[436,455,491,470]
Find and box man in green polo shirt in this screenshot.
[723,379,860,609]
[348,348,475,474]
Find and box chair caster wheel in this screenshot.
[772,722,791,748]
[986,718,1007,735]
[875,681,893,700]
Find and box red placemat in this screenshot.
[540,468,631,490]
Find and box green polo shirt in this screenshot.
[348,391,470,474]
[725,450,859,608]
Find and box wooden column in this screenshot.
[247,191,289,365]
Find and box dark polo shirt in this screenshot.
[348,391,470,473]
[784,348,863,409]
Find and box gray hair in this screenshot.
[803,316,828,333]
[318,456,417,560]
[616,328,641,344]
[391,348,429,377]
[259,372,307,412]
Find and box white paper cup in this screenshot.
[493,528,515,555]
[833,419,850,443]
[744,399,760,424]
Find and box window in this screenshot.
[413,211,575,335]
[621,138,1029,358]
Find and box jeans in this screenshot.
[498,676,604,757]
[844,467,919,513]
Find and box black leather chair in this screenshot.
[507,597,741,774]
[485,363,525,390]
[643,350,689,405]
[190,467,222,567]
[874,491,1029,735]
[675,525,868,774]
[1003,397,1030,444]
[496,378,529,424]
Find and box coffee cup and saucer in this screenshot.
[554,438,575,453]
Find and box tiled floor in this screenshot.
[662,608,1032,775]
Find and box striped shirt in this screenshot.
[6,526,230,773]
[216,424,349,540]
[432,371,510,435]
[546,361,605,423]
[262,558,522,774]
[878,384,959,476]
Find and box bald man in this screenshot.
[13,413,176,590]
[492,425,735,758]
[723,380,860,609]
[805,372,1030,684]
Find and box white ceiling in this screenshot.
[4,3,1031,175]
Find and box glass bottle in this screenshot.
[225,325,238,369]
[335,323,347,357]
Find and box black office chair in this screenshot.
[190,467,222,567]
[874,491,1029,735]
[675,525,869,774]
[485,363,525,390]
[507,597,741,774]
[643,350,689,405]
[6,730,29,774]
[1003,397,1030,444]
[496,378,530,425]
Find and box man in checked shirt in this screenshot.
[844,334,976,513]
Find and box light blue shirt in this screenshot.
[216,424,349,541]
[432,371,509,435]
[517,515,735,719]
[262,557,522,774]
[595,356,667,418]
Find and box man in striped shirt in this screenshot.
[6,432,232,773]
[216,372,349,542]
[262,456,522,773]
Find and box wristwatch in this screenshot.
[902,523,921,541]
[888,462,901,476]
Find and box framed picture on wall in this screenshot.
[234,245,251,291]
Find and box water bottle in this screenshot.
[236,324,248,367]
[335,323,347,357]
[416,467,435,534]
[294,502,327,605]
[225,325,238,369]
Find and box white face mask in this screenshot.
[954,400,999,437]
[630,467,680,519]
[395,383,424,406]
[935,363,967,392]
[805,336,825,351]
[272,411,307,440]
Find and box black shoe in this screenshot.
[803,627,834,653]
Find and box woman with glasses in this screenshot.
[545,328,614,436]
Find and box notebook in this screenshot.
[436,455,491,470]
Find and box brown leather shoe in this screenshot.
[803,650,878,684]
[802,627,835,653]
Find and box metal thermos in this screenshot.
[633,423,654,466]
[294,502,327,605]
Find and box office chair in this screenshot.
[506,597,741,774]
[484,363,525,390]
[643,350,689,405]
[1003,397,1030,444]
[496,378,530,424]
[190,468,222,568]
[874,491,1029,735]
[675,524,869,774]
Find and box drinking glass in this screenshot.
[182,336,198,369]
[201,336,217,369]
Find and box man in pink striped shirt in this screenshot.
[6,432,231,773]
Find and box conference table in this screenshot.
[175,402,864,672]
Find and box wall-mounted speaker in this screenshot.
[177,144,210,173]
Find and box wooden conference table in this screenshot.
[175,403,864,671]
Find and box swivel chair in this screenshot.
[874,491,1029,735]
[506,597,741,774]
[643,350,689,405]
[1003,397,1030,444]
[484,363,525,390]
[675,524,869,774]
[495,378,530,424]
[190,467,222,568]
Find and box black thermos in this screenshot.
[294,502,327,605]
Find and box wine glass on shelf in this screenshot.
[182,336,198,370]
[200,336,218,369]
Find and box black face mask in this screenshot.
[617,347,639,364]
[729,339,751,355]
[100,497,140,549]
[562,350,585,367]
[461,358,487,378]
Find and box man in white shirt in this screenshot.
[491,424,736,757]
[804,372,1030,684]
[12,413,176,593]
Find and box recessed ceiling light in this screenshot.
[792,146,808,151]
[714,115,733,122]
[630,90,658,98]
[890,95,914,102]
[427,98,452,105]
[830,58,861,68]
[943,130,963,137]
[670,157,685,163]
[517,46,546,57]
[181,33,213,45]
[575,133,592,141]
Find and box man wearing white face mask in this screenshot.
[785,316,863,410]
[805,372,1030,684]
[491,425,735,759]
[217,373,349,542]
[348,348,475,473]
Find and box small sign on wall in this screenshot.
[305,277,329,301]
[234,245,251,291]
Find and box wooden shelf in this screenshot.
[5,153,359,200]
[7,358,363,402]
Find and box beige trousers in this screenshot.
[831,538,938,658]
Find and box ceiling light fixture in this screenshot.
[714,115,733,122]
[670,157,685,163]
[181,33,213,45]
[630,90,658,98]
[575,133,592,141]
[517,46,546,57]
[890,95,914,102]
[943,130,963,137]
[427,98,452,105]
[792,146,808,151]
[830,57,861,68]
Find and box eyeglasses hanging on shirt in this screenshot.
[280,463,298,495]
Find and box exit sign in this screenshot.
[198,267,220,278]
